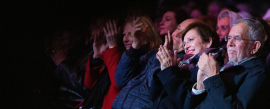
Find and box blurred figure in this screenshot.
[236,3,253,18]
[81,19,124,109]
[216,10,242,64]
[45,30,90,109]
[263,8,270,26]
[190,9,203,19]
[112,16,162,109]
[217,10,242,42]
[207,1,221,18]
[220,3,240,12]
[198,15,217,29]
[257,18,270,67]
[160,8,189,43]
[190,6,206,19]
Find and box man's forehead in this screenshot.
[229,22,248,37]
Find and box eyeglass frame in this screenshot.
[224,35,255,42]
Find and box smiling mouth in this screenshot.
[187,50,194,54]
[125,44,131,47]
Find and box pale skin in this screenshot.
[122,17,149,50]
[195,22,262,90]
[130,17,149,49]
[103,20,121,49]
[156,45,181,70]
[216,17,230,41]
[92,30,108,58]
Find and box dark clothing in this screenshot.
[112,45,160,109]
[220,38,227,52]
[184,58,270,109]
[150,48,224,109]
[55,59,89,108]
[176,50,185,60]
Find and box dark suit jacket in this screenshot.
[184,58,270,109]
[150,48,223,109]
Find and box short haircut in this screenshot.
[234,18,265,55]
[181,22,220,48]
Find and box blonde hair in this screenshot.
[124,16,162,50]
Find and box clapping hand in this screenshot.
[103,20,121,49]
[163,31,173,50]
[93,30,108,58]
[130,17,149,49]
[196,53,220,90]
[156,45,181,70]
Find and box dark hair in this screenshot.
[164,7,189,24]
[257,18,270,59]
[182,22,220,48]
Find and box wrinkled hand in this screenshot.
[131,17,149,49]
[156,45,181,70]
[103,20,121,48]
[196,69,206,90]
[197,53,220,78]
[163,31,173,50]
[93,31,108,58]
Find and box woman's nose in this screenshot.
[123,35,129,42]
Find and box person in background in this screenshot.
[159,8,189,43]
[216,10,242,64]
[184,18,270,109]
[81,18,125,109]
[263,8,270,26]
[207,1,221,18]
[112,16,162,109]
[45,30,90,109]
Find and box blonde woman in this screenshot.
[112,16,162,109]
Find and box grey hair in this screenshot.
[234,18,265,55]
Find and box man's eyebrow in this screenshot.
[234,35,240,37]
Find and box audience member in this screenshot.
[217,10,242,64]
[112,16,162,109]
[184,18,270,109]
[159,8,189,43]
[81,19,125,109]
[150,22,223,109]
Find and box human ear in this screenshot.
[207,37,213,48]
[251,41,261,55]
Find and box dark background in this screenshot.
[2,0,270,108]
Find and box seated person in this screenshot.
[112,16,162,109]
[150,22,223,109]
[185,18,270,109]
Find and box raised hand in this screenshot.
[156,45,181,70]
[130,17,149,49]
[197,53,220,79]
[103,20,121,48]
[93,30,108,58]
[163,31,173,50]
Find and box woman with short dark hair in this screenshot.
[150,22,224,109]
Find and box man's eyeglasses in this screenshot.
[224,35,255,42]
